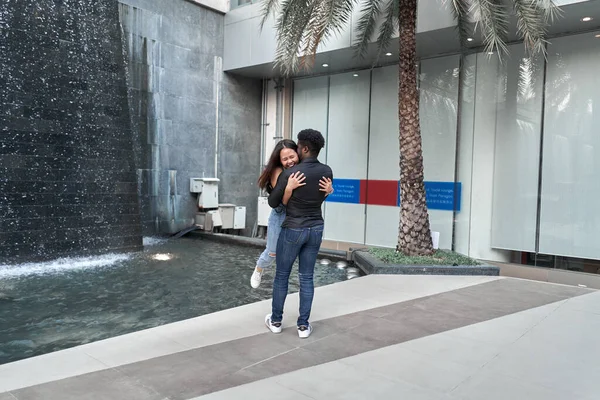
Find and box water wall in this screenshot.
[0,0,142,262]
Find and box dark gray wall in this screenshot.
[118,0,262,236]
[218,76,262,235]
[0,0,142,262]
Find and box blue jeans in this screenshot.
[256,206,286,269]
[271,225,324,327]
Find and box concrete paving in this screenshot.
[0,275,597,399]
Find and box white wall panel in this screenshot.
[366,66,398,246]
[454,54,476,256]
[324,203,366,244]
[420,55,460,250]
[466,53,511,262]
[368,66,400,180]
[325,73,370,178]
[292,77,329,163]
[420,56,460,181]
[539,33,600,260]
[365,205,399,248]
[323,72,370,243]
[490,44,543,252]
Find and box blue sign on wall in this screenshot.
[397,181,461,211]
[325,179,361,204]
[425,181,461,211]
[325,179,461,211]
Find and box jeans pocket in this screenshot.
[309,227,324,246]
[284,228,303,244]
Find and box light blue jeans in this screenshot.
[256,205,286,269]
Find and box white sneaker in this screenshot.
[265,314,282,334]
[251,267,263,289]
[298,324,312,339]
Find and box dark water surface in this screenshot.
[0,237,350,364]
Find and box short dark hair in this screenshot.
[297,129,325,156]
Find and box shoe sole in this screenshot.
[298,328,312,339]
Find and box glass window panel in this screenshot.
[539,33,600,260]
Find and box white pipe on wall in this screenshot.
[214,56,222,178]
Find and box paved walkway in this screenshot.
[0,275,598,399]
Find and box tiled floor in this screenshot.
[0,276,597,399]
[195,290,600,400]
[0,275,497,393]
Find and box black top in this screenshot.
[266,182,274,194]
[268,157,333,228]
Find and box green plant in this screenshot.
[369,248,480,266]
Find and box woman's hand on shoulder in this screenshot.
[319,177,334,195]
[286,171,306,190]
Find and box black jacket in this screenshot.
[268,157,333,228]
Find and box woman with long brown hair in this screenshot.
[251,139,332,288]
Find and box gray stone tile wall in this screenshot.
[118,0,262,236]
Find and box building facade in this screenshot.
[224,0,600,273]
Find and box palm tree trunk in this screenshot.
[397,0,434,256]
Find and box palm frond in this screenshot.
[536,0,562,22]
[302,0,356,67]
[513,0,559,57]
[353,0,384,60]
[265,0,559,76]
[259,0,280,31]
[445,0,471,49]
[471,0,510,58]
[374,0,399,63]
[272,0,315,75]
[270,0,356,76]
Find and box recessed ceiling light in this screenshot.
[385,52,392,56]
[595,33,600,38]
[353,73,359,77]
[581,17,593,22]
[322,63,329,67]
[467,37,474,42]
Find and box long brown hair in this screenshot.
[258,139,298,189]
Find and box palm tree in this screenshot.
[262,0,558,256]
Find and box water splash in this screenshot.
[143,237,168,247]
[0,254,131,279]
